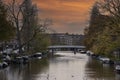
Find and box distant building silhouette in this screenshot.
[48,33,84,46]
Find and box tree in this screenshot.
[32,33,50,53]
[84,0,120,58]
[98,0,120,19]
[6,0,23,53]
[6,0,51,54]
[84,3,108,50]
[0,0,15,41]
[21,0,38,51]
[97,0,120,53]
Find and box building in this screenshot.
[48,33,84,46]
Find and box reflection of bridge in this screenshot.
[48,45,86,54]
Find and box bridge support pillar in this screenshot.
[51,49,54,56]
[74,48,77,54]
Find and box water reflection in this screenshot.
[85,57,116,80]
[46,52,87,80]
[0,51,120,80]
[0,59,49,80]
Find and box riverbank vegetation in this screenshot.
[84,0,120,60]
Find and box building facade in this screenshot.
[48,33,84,46]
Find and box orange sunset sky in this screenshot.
[7,0,95,34]
[33,0,95,34]
[31,0,96,34]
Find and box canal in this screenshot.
[0,51,120,80]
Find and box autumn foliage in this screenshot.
[84,1,120,57]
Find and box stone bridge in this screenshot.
[47,45,86,54]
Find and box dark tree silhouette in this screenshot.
[0,0,15,41]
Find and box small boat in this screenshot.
[80,50,86,54]
[115,61,120,73]
[30,52,42,59]
[22,56,29,63]
[0,62,9,69]
[12,57,24,64]
[98,56,114,64]
[99,57,110,63]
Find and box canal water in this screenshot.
[0,51,120,80]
